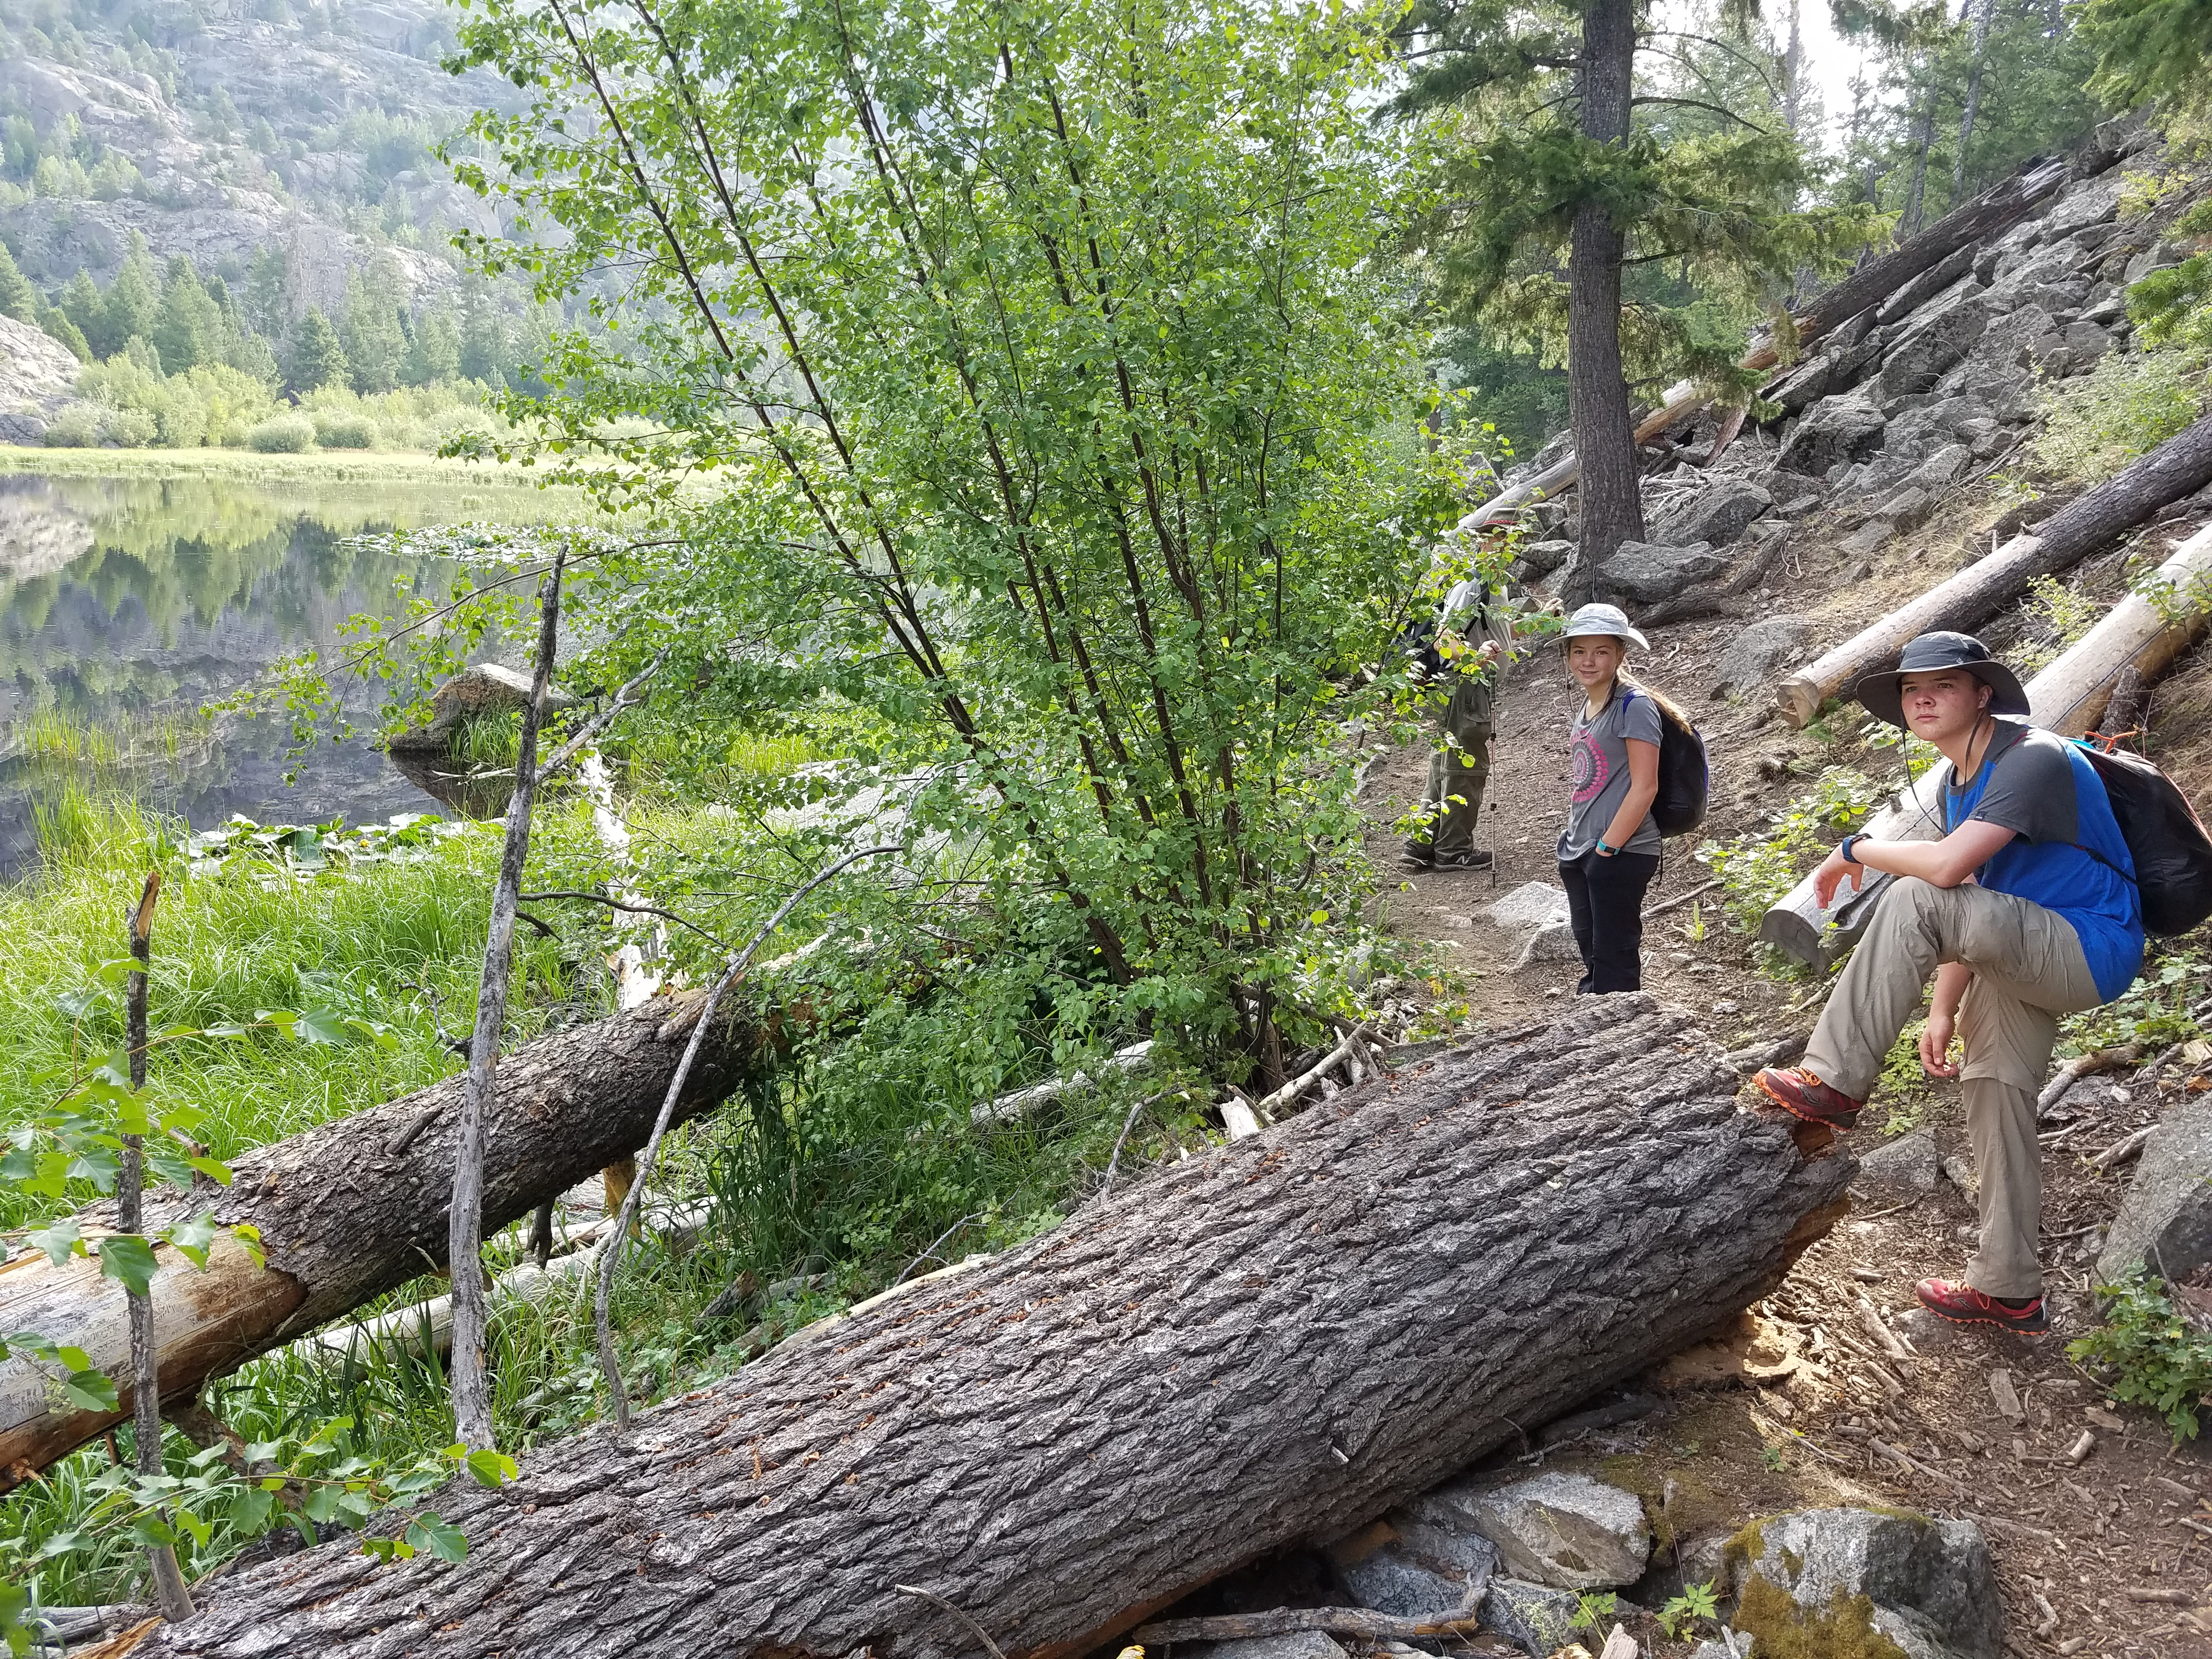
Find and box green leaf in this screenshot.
[230,1222,266,1268]
[303,1485,342,1525]
[404,1512,469,1562]
[229,1485,275,1533]
[26,1217,83,1267]
[166,1209,219,1270]
[464,1448,518,1487]
[61,1370,120,1413]
[290,1007,351,1046]
[96,1234,159,1297]
[187,1156,234,1186]
[129,1511,177,1547]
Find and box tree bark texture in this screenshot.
[1562,0,1644,605]
[1468,157,2070,533]
[134,995,1853,1659]
[1775,412,2212,727]
[0,992,777,1488]
[1760,523,2212,965]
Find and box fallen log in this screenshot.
[134,995,1852,1659]
[1466,157,2072,531]
[1760,524,2212,965]
[0,992,778,1489]
[1774,417,2212,727]
[2027,521,2212,736]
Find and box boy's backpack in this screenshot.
[2072,738,2212,937]
[1623,688,1711,838]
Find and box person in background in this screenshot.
[1554,604,1665,994]
[1400,572,1513,872]
[1753,631,2143,1335]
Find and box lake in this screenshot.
[0,456,596,872]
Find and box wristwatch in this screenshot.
[1839,834,1861,864]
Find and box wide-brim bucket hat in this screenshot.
[1851,630,2030,729]
[1559,602,1649,652]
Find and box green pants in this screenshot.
[1801,877,2103,1297]
[1410,676,1493,857]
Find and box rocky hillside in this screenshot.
[0,0,517,313]
[1499,115,2194,631]
[0,311,78,441]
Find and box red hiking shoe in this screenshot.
[1915,1278,2049,1335]
[1752,1066,1864,1130]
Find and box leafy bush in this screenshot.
[246,413,317,453]
[2033,341,2206,483]
[2070,1271,2212,1440]
[42,402,104,448]
[105,405,158,448]
[1696,767,1884,932]
[2014,573,2106,673]
[312,410,377,449]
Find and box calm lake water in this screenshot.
[0,460,590,873]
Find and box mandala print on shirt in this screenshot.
[1568,728,1607,804]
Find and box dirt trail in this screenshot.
[1363,601,2212,1657]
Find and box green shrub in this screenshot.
[42,402,103,448]
[311,409,377,449]
[105,405,158,448]
[2033,344,2207,483]
[2070,1271,2212,1440]
[246,412,316,453]
[1696,766,1884,933]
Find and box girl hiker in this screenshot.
[1555,604,1672,994]
[1754,631,2143,1334]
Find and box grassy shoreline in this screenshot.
[0,443,583,490]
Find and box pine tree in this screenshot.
[57,271,104,350]
[340,261,406,393]
[37,303,91,362]
[290,307,350,392]
[0,241,34,323]
[1393,0,1871,599]
[153,257,224,374]
[458,296,507,385]
[95,236,162,360]
[405,303,461,385]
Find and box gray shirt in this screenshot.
[1558,686,1664,860]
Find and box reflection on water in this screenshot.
[0,466,579,873]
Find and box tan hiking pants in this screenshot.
[1413,675,1493,858]
[1801,877,2103,1298]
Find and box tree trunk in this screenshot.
[1562,0,1644,605]
[1774,413,2212,726]
[1901,74,1939,235]
[1952,0,1995,207]
[1760,522,2212,966]
[135,996,1853,1659]
[1469,157,2070,532]
[0,992,781,1488]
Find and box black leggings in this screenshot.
[1558,848,1661,994]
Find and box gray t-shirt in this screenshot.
[1558,687,1664,860]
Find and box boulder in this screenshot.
[1598,540,1724,603]
[2061,320,2115,366]
[1777,396,1886,476]
[1727,1509,2001,1659]
[1515,923,1579,970]
[1715,616,1812,692]
[1654,478,1774,549]
[1854,1127,1940,1199]
[1476,1578,1583,1658]
[1457,1471,1650,1590]
[1764,356,1832,415]
[1973,304,2058,370]
[1768,475,1825,517]
[1876,246,1978,325]
[0,315,81,430]
[1514,538,1575,577]
[1954,416,2005,460]
[1875,301,1989,404]
[2037,171,2128,242]
[1336,1511,1500,1620]
[388,662,584,753]
[1487,881,1572,933]
[1185,1636,1346,1659]
[2098,1094,2212,1285]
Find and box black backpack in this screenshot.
[1623,688,1711,837]
[2072,740,2212,938]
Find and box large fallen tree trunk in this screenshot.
[0,992,777,1488]
[136,996,1852,1659]
[1761,523,2212,965]
[1774,415,2212,727]
[1466,157,2072,530]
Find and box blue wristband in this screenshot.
[1840,834,1861,864]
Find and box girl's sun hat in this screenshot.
[1558,602,1649,652]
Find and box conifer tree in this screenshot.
[340,261,405,393]
[96,235,162,360]
[0,242,34,323]
[153,257,224,373]
[405,303,461,385]
[289,306,349,392]
[1394,0,1869,599]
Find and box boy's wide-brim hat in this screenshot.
[1558,602,1649,651]
[1851,630,2031,729]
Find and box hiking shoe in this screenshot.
[1752,1066,1864,1130]
[1915,1277,2049,1335]
[1398,843,1435,871]
[1434,848,1496,871]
